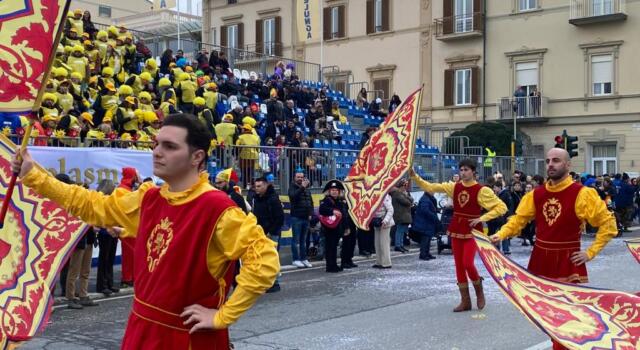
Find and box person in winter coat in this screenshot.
[214,168,248,213]
[251,177,285,292]
[412,191,439,260]
[288,171,314,268]
[372,194,394,268]
[390,179,413,253]
[319,180,354,272]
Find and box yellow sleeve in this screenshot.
[21,166,150,237]
[411,175,454,197]
[477,187,508,222]
[495,191,536,240]
[575,187,617,260]
[209,208,280,329]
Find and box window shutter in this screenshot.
[323,7,331,40]
[221,25,228,47]
[444,69,454,106]
[471,67,480,105]
[381,0,390,32]
[338,6,346,38]
[473,0,483,31]
[255,19,263,54]
[274,16,282,56]
[366,0,374,34]
[443,0,453,35]
[237,23,244,50]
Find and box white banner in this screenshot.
[296,0,321,43]
[27,147,154,188]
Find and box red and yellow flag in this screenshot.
[0,135,88,348]
[625,239,640,264]
[0,0,70,113]
[344,87,423,230]
[473,231,640,349]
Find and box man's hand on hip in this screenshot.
[570,251,589,266]
[181,304,222,334]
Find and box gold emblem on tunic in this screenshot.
[542,198,562,226]
[458,190,470,208]
[146,217,174,272]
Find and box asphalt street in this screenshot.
[21,230,640,350]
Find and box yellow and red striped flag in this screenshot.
[625,239,640,264]
[344,87,423,230]
[473,231,640,349]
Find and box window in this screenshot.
[591,144,616,175]
[228,0,237,4]
[455,0,473,33]
[455,69,472,106]
[263,18,275,55]
[227,24,238,49]
[374,0,383,32]
[98,5,111,18]
[591,54,613,96]
[516,62,538,96]
[331,7,340,38]
[366,0,389,34]
[519,0,537,11]
[592,0,613,16]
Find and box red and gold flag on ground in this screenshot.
[473,231,640,349]
[0,135,88,349]
[0,0,70,113]
[344,87,423,230]
[625,239,640,264]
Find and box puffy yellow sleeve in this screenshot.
[411,175,455,197]
[495,191,536,240]
[477,187,508,222]
[21,166,151,237]
[208,208,280,329]
[575,187,617,260]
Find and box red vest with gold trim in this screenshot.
[448,182,483,239]
[122,187,238,350]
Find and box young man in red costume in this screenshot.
[12,114,280,349]
[410,159,507,312]
[491,148,617,350]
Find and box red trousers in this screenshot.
[120,238,135,283]
[451,237,480,283]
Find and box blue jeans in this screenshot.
[290,216,309,261]
[395,224,409,248]
[499,238,511,253]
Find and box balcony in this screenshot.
[569,0,627,26]
[496,96,549,123]
[434,13,484,41]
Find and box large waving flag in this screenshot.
[0,0,70,113]
[625,239,640,264]
[0,135,88,349]
[473,231,640,349]
[344,87,423,230]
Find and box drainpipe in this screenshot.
[482,0,487,122]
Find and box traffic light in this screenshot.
[564,130,578,158]
[554,135,564,149]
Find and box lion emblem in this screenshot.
[146,217,174,272]
[458,190,470,208]
[542,198,562,226]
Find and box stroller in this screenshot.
[436,204,453,255]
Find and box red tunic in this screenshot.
[448,182,483,239]
[122,187,237,350]
[529,182,588,283]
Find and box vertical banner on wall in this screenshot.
[296,0,321,43]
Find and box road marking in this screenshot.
[523,340,551,350]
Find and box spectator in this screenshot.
[160,49,173,75]
[251,177,284,293]
[521,182,536,246]
[319,180,352,272]
[82,10,97,39]
[304,148,323,187]
[616,173,635,235]
[388,94,402,113]
[266,90,284,123]
[389,179,413,253]
[358,127,376,150]
[368,98,386,118]
[412,191,439,261]
[357,87,368,108]
[213,168,248,213]
[372,194,394,269]
[288,171,314,269]
[283,99,296,121]
[487,181,511,254]
[95,179,119,297]
[236,124,260,188]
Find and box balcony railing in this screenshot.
[569,0,627,25]
[244,42,283,57]
[434,13,484,40]
[497,96,547,119]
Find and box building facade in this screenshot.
[71,0,153,23]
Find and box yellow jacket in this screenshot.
[22,168,280,329]
[495,176,617,260]
[215,122,237,147]
[236,133,261,160]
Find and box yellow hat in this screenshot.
[270,88,278,97]
[116,36,126,42]
[169,62,177,68]
[69,28,78,33]
[134,109,144,118]
[158,77,171,88]
[42,115,59,123]
[207,82,217,90]
[215,168,234,183]
[70,72,82,80]
[118,84,133,96]
[82,32,90,39]
[67,11,73,17]
[125,96,137,105]
[139,72,152,82]
[193,97,206,106]
[81,112,94,126]
[138,91,151,101]
[54,67,68,77]
[179,73,190,81]
[242,124,253,131]
[72,45,84,53]
[143,111,158,124]
[242,116,256,127]
[97,30,108,40]
[102,67,114,77]
[105,82,117,92]
[103,113,113,123]
[185,66,194,73]
[83,40,93,46]
[145,58,157,69]
[167,98,176,104]
[89,75,98,84]
[74,9,83,15]
[43,92,57,103]
[120,133,132,141]
[108,26,118,35]
[223,114,234,122]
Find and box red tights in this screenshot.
[451,237,480,283]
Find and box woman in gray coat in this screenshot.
[390,179,414,253]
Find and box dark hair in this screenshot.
[458,158,477,172]
[162,113,211,168]
[254,177,268,184]
[55,173,73,184]
[493,181,504,188]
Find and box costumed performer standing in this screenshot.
[491,148,617,350]
[409,158,507,312]
[11,114,280,350]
